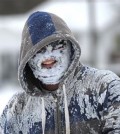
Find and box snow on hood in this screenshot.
[18,11,81,96]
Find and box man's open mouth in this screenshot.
[41,59,57,68]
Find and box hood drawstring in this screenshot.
[63,84,70,134]
[41,97,46,134]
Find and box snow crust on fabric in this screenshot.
[1,65,120,134]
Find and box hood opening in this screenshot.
[22,40,76,96]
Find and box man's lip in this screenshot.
[42,59,56,65]
[42,59,57,68]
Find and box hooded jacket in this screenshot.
[0,11,120,134]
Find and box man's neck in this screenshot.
[41,83,59,91]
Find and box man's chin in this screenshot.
[41,80,60,85]
[41,82,60,91]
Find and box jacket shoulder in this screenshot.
[2,91,29,116]
[80,65,120,82]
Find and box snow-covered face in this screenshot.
[28,41,71,85]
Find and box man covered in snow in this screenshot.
[0,11,120,134]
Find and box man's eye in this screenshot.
[40,48,46,53]
[53,44,66,50]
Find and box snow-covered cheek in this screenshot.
[29,45,71,85]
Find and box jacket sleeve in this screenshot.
[0,92,24,134]
[99,71,120,134]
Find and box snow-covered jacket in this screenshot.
[0,11,120,134]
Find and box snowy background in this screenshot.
[0,0,120,115]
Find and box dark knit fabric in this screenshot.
[27,12,56,45]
